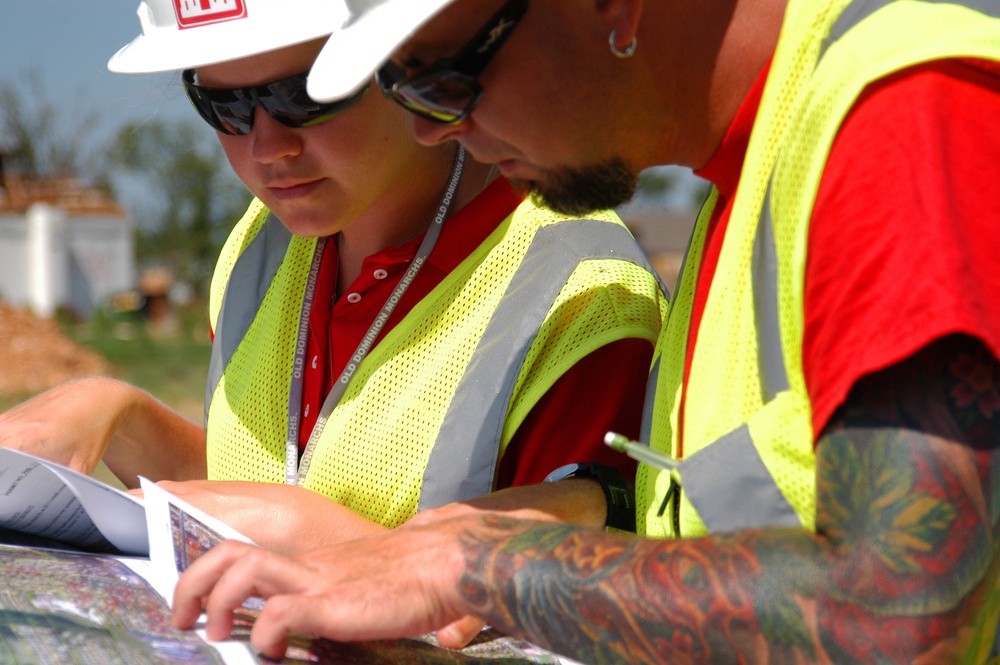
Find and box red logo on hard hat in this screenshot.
[173,0,247,29]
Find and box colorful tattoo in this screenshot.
[457,335,1000,663]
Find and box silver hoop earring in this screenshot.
[609,29,637,59]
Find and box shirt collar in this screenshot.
[369,176,523,274]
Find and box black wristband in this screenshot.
[544,462,636,532]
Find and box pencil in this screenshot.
[604,431,678,471]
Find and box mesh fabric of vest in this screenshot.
[639,0,1000,538]
[638,0,850,538]
[208,200,314,486]
[207,198,666,528]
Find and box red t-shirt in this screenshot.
[689,58,1000,442]
[302,178,648,487]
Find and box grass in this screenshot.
[0,303,213,489]
[67,304,213,422]
[76,310,213,490]
[0,307,211,420]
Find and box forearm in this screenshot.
[458,335,1000,663]
[224,497,388,557]
[459,467,994,664]
[245,505,387,556]
[0,376,205,483]
[154,480,387,556]
[455,518,824,663]
[409,478,608,531]
[100,380,206,487]
[169,336,999,660]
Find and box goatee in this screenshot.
[522,159,637,215]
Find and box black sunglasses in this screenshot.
[183,69,369,136]
[375,0,528,125]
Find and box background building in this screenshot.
[0,165,136,318]
[618,165,706,295]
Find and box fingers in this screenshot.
[244,591,425,659]
[435,615,487,649]
[170,540,245,632]
[249,594,345,659]
[171,519,479,659]
[172,540,310,640]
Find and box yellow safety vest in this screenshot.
[638,0,1000,538]
[206,197,667,528]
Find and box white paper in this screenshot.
[140,476,256,606]
[0,466,579,664]
[0,448,147,555]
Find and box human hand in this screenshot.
[397,480,609,649]
[0,377,128,473]
[172,520,475,660]
[434,615,488,649]
[153,480,387,555]
[407,478,607,530]
[0,377,205,487]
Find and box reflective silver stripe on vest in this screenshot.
[677,424,801,533]
[419,220,660,510]
[639,356,661,444]
[752,185,790,402]
[677,176,793,532]
[206,214,293,422]
[823,0,1000,58]
[639,187,708,442]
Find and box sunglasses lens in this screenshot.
[260,75,367,128]
[210,101,255,135]
[394,71,481,125]
[185,80,254,135]
[184,71,367,136]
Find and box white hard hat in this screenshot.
[108,0,349,74]
[307,0,459,102]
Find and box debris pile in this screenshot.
[0,301,112,397]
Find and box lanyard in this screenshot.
[284,145,467,485]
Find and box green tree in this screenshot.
[0,69,103,178]
[635,165,711,207]
[107,119,250,300]
[1,69,249,303]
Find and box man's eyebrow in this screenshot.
[396,52,426,69]
[395,34,460,70]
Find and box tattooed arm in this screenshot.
[171,334,1000,663]
[456,333,1000,663]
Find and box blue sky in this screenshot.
[0,0,703,215]
[0,1,203,148]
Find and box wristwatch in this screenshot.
[544,462,636,533]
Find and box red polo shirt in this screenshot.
[301,178,649,487]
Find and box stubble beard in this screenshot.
[512,158,637,216]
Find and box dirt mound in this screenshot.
[0,302,113,397]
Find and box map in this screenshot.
[0,544,223,664]
[1,479,574,665]
[164,503,563,663]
